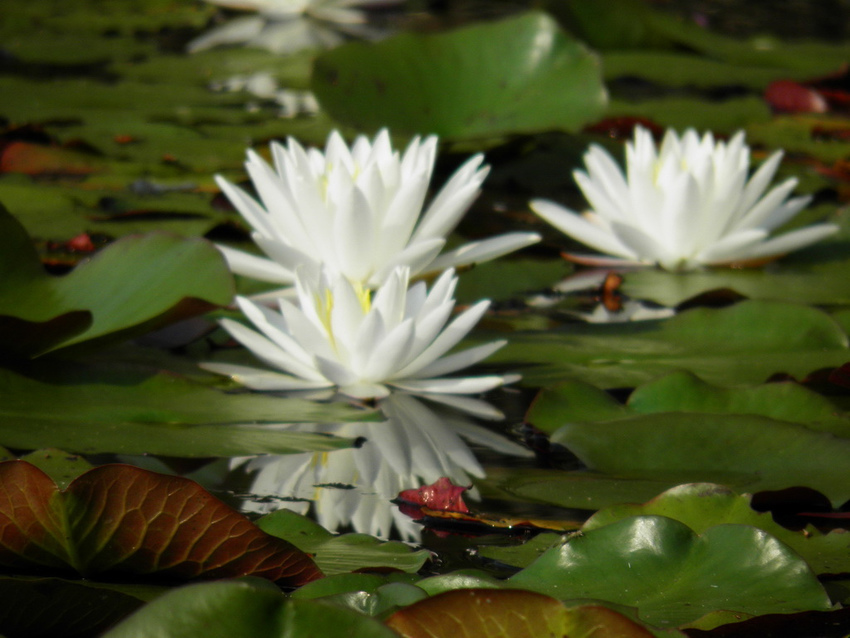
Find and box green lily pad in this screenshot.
[102,579,400,638]
[509,516,832,628]
[586,484,850,575]
[258,509,430,576]
[488,300,850,388]
[0,205,234,356]
[486,466,699,512]
[527,371,850,436]
[552,413,850,507]
[0,365,369,457]
[621,229,850,308]
[312,11,606,141]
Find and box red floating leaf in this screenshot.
[386,589,655,638]
[764,80,829,114]
[396,477,470,518]
[0,141,106,176]
[0,461,321,586]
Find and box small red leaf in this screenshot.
[396,477,470,518]
[765,80,829,114]
[0,461,321,585]
[0,141,106,176]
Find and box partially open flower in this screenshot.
[215,129,539,292]
[530,126,837,271]
[202,266,516,399]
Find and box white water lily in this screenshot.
[215,129,540,291]
[530,126,838,271]
[188,0,398,54]
[235,393,532,539]
[202,266,516,399]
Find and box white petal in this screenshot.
[408,340,506,379]
[218,317,325,380]
[738,150,784,214]
[729,224,839,261]
[696,228,768,264]
[530,199,639,260]
[424,232,541,273]
[334,186,376,282]
[368,238,444,286]
[733,178,800,232]
[412,155,488,242]
[186,16,265,52]
[216,244,294,284]
[200,362,331,391]
[253,236,320,277]
[391,376,512,394]
[362,318,416,381]
[395,300,490,378]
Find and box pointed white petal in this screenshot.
[729,224,839,261]
[530,199,639,259]
[733,178,800,232]
[395,300,490,378]
[199,363,331,391]
[409,340,506,379]
[216,244,294,284]
[391,376,512,394]
[424,232,541,273]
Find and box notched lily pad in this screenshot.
[312,11,607,141]
[0,461,321,585]
[0,204,234,356]
[585,483,850,575]
[508,516,832,629]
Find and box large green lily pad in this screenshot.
[552,413,850,507]
[527,371,850,435]
[585,483,850,575]
[0,365,369,457]
[508,516,832,628]
[102,579,400,638]
[312,12,607,141]
[488,300,849,388]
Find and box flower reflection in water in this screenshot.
[234,392,531,540]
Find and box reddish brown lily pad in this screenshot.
[0,461,321,585]
[386,589,656,638]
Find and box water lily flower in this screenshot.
[530,126,838,271]
[187,0,399,54]
[235,393,532,539]
[202,266,517,399]
[215,129,540,292]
